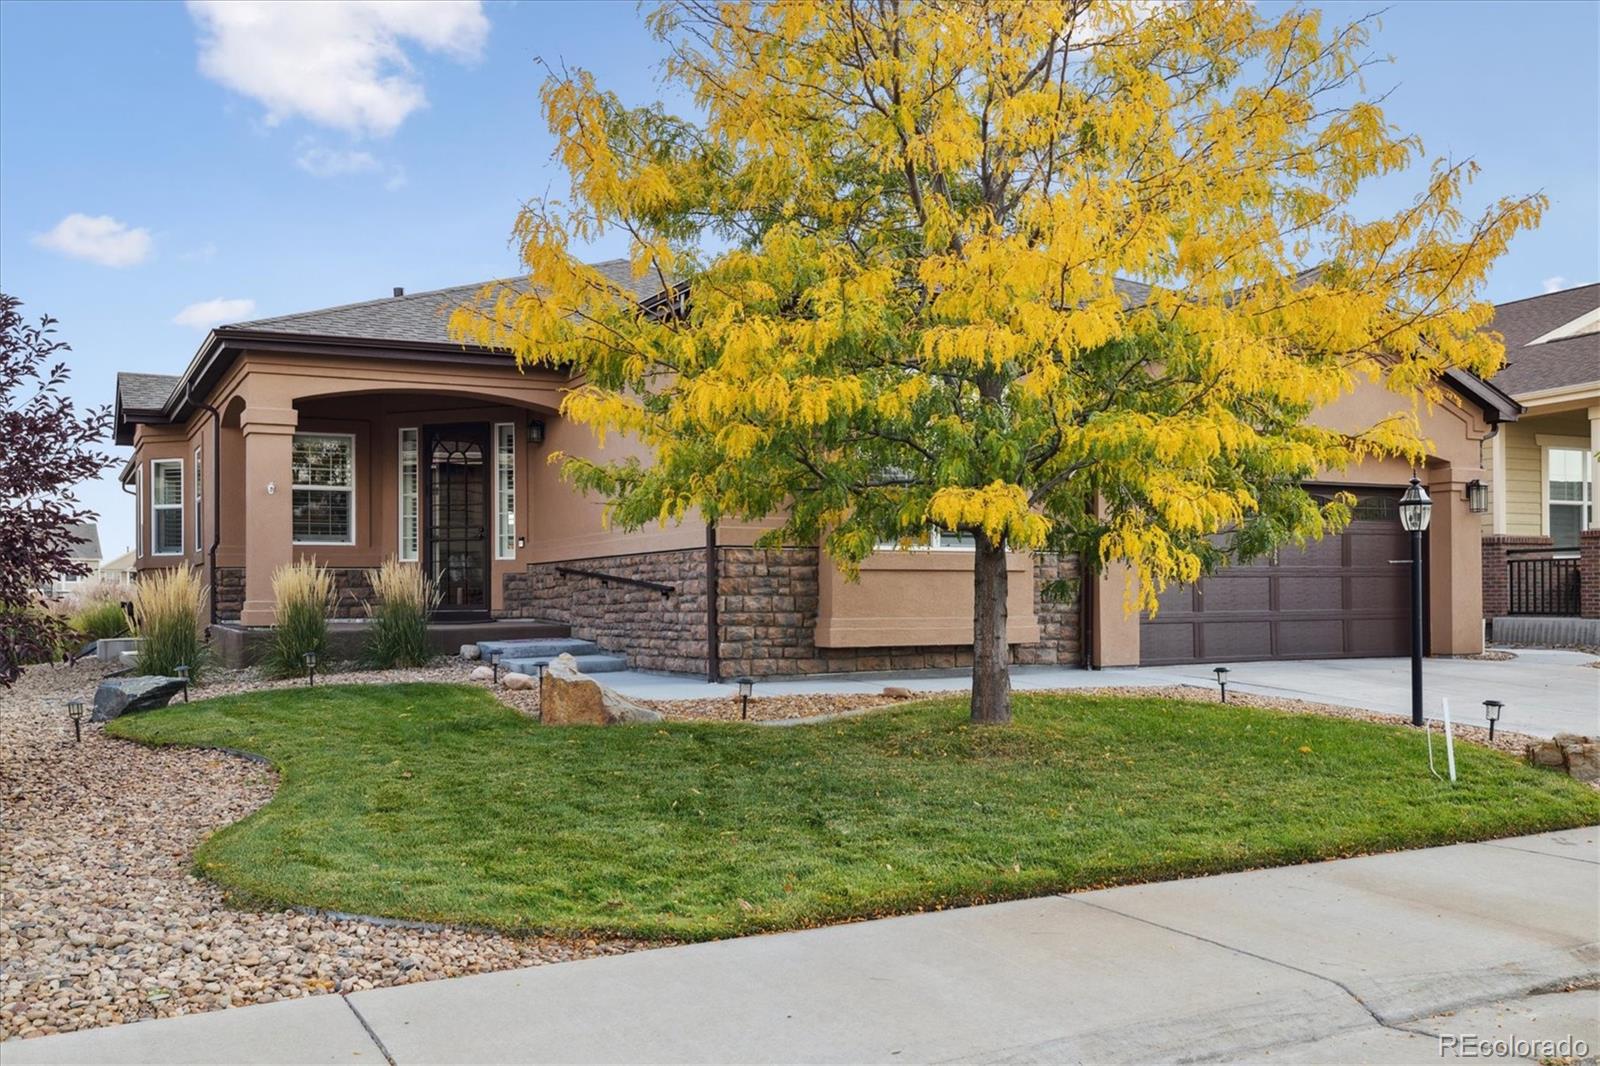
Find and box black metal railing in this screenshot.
[1506,552,1579,616]
[553,565,674,598]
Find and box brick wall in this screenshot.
[503,547,1082,677]
[1581,530,1600,620]
[1481,535,1554,618]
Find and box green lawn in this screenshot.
[108,683,1600,941]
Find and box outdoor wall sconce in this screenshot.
[1464,479,1488,514]
[735,676,755,720]
[527,420,546,446]
[176,664,190,703]
[1483,699,1503,741]
[517,536,527,550]
[489,648,503,685]
[1213,666,1230,703]
[67,699,84,743]
[266,481,276,495]
[304,651,317,687]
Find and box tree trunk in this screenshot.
[970,535,1013,725]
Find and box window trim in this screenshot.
[150,457,185,557]
[493,421,516,560]
[194,444,204,552]
[398,427,419,562]
[1538,435,1592,547]
[876,528,978,552]
[291,432,357,547]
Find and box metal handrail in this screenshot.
[554,565,674,598]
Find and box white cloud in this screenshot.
[1542,276,1568,295]
[187,1,488,137]
[32,214,152,267]
[296,145,382,177]
[172,297,256,330]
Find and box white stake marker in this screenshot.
[1442,697,1457,782]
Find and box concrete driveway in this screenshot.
[598,647,1598,738]
[8,828,1596,1064]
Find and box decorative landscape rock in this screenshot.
[91,676,186,722]
[540,653,661,726]
[1526,733,1600,784]
[460,644,481,660]
[501,671,535,691]
[469,665,495,681]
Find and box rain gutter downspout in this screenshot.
[705,522,720,683]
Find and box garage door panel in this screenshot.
[1152,582,1195,617]
[1198,575,1272,612]
[1277,575,1343,611]
[1139,486,1408,665]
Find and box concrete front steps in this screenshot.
[473,637,628,675]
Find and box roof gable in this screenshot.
[1487,283,1600,396]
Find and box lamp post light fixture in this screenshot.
[735,676,755,720]
[1213,666,1230,703]
[1396,475,1433,727]
[176,664,190,703]
[304,651,317,688]
[1483,699,1503,742]
[489,649,503,685]
[67,699,84,743]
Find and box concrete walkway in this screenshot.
[9,828,1596,1064]
[598,647,1599,738]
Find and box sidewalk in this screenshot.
[598,647,1599,738]
[8,828,1596,1064]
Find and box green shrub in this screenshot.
[362,557,438,668]
[133,567,207,680]
[263,560,333,678]
[71,600,130,641]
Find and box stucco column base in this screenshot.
[239,407,299,627]
[1092,561,1141,667]
[1424,464,1485,656]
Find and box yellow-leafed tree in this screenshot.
[453,1,1540,724]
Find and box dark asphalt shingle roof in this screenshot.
[1487,283,1599,396]
[223,259,672,347]
[65,521,101,560]
[116,371,180,411]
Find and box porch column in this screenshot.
[1091,561,1141,667]
[1424,463,1484,655]
[1589,405,1599,530]
[238,406,298,626]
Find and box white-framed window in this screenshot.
[150,458,184,556]
[292,433,356,545]
[194,445,204,551]
[877,528,978,551]
[399,428,419,561]
[494,422,516,559]
[1543,442,1593,550]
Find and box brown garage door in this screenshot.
[1139,488,1414,665]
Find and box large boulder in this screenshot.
[1526,733,1600,785]
[540,653,660,726]
[92,676,186,722]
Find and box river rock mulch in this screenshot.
[0,660,646,1042]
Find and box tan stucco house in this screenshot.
[116,262,1516,676]
[1478,283,1600,626]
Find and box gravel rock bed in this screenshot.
[0,661,643,1042]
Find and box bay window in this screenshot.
[292,433,355,545]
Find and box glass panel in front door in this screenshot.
[429,434,488,610]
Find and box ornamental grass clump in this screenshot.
[264,560,333,678]
[362,557,437,668]
[70,600,130,641]
[132,566,206,680]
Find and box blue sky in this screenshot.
[3,1,1597,558]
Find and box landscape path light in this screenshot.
[67,699,84,743]
[1396,475,1433,727]
[1213,667,1230,703]
[176,664,190,703]
[304,651,317,688]
[735,676,755,720]
[1482,699,1503,742]
[489,649,503,685]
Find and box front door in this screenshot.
[422,424,492,619]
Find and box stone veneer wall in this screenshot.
[503,547,1082,677]
[212,565,376,622]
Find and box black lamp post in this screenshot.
[176,664,190,703]
[735,676,755,720]
[304,651,317,687]
[1397,475,1433,727]
[1213,666,1230,703]
[1483,699,1503,742]
[67,699,84,743]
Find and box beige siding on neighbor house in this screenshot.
[1481,410,1593,536]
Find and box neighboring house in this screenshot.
[46,521,102,598]
[114,264,1513,675]
[1478,283,1600,624]
[98,548,136,586]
